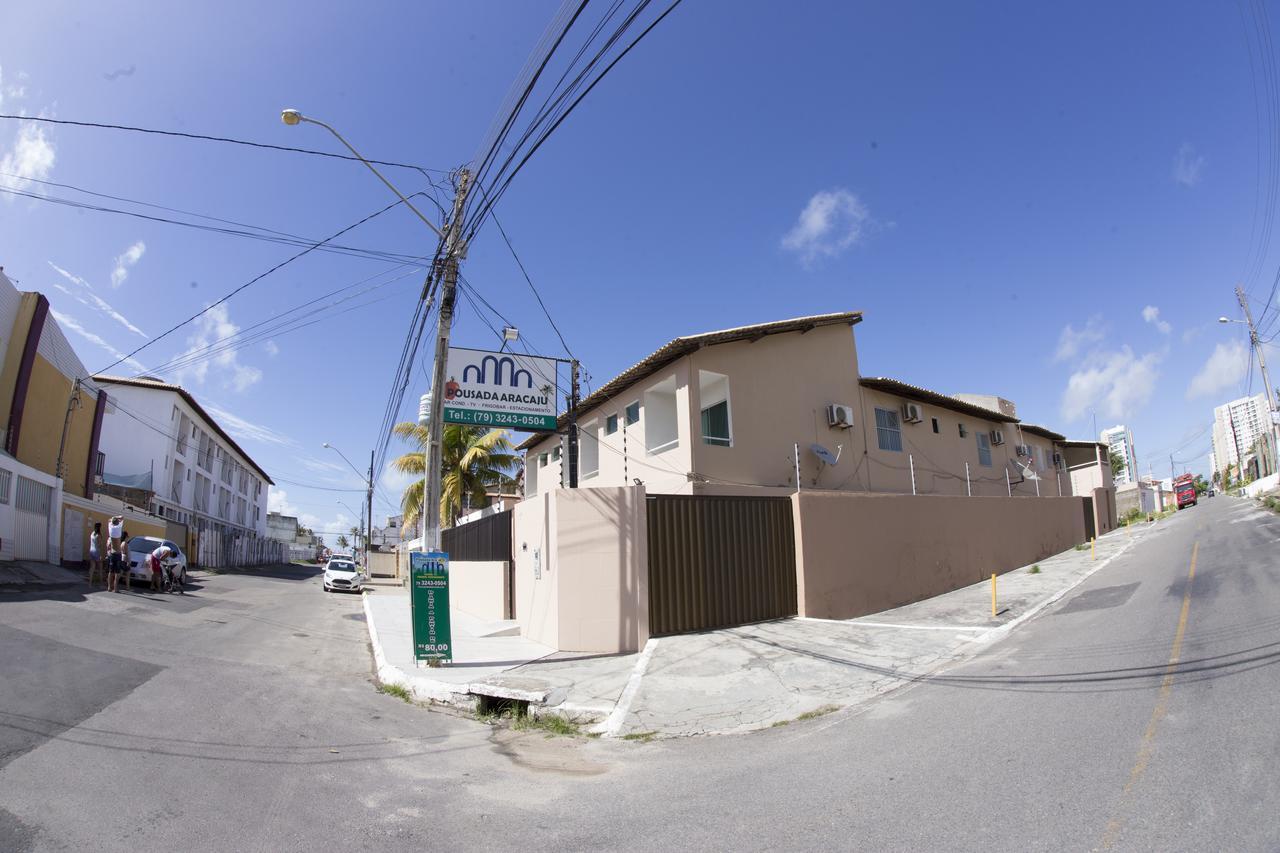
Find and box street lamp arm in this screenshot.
[288,112,447,241]
[323,443,372,486]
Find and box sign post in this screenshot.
[410,551,452,665]
[441,347,559,430]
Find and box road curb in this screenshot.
[360,591,551,708]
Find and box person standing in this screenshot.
[119,528,132,591]
[87,522,103,586]
[106,541,121,592]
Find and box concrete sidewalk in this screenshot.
[0,560,83,590]
[363,590,558,704]
[364,517,1172,738]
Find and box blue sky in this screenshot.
[0,1,1273,537]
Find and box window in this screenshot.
[0,468,10,504]
[625,401,640,426]
[538,453,548,468]
[875,408,902,452]
[958,423,968,438]
[552,446,562,461]
[581,422,600,477]
[702,401,731,446]
[699,370,732,447]
[606,414,618,435]
[977,432,992,467]
[931,417,940,434]
[94,452,105,477]
[644,378,679,454]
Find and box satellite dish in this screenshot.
[811,443,839,466]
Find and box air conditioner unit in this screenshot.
[990,429,1005,446]
[901,402,924,424]
[1015,444,1032,457]
[825,404,854,429]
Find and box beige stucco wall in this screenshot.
[449,560,509,622]
[511,485,648,653]
[854,389,1070,498]
[792,491,1088,620]
[688,322,862,491]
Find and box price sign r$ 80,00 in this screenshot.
[410,551,451,664]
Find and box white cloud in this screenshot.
[1186,339,1249,399]
[264,340,279,357]
[203,403,294,447]
[1173,143,1204,187]
[1142,305,1172,335]
[48,309,149,374]
[1053,317,1105,363]
[1060,346,1162,421]
[171,303,262,392]
[781,188,873,266]
[110,241,146,288]
[48,262,148,338]
[268,488,298,516]
[0,120,56,194]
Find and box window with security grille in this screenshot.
[875,408,902,452]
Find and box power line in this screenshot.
[489,209,575,359]
[0,178,439,266]
[94,194,420,375]
[0,113,447,178]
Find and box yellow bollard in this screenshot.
[1091,537,1096,560]
[991,573,997,617]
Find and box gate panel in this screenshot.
[14,476,52,562]
[647,495,796,636]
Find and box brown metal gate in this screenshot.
[646,495,797,636]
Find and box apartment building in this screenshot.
[0,268,164,563]
[1210,392,1271,479]
[520,312,1085,500]
[94,375,273,559]
[1100,425,1138,485]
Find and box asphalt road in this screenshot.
[1,495,1277,851]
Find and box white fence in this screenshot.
[195,529,285,570]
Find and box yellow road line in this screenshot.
[1099,540,1198,850]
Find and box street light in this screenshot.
[322,442,373,568]
[280,109,445,240]
[286,108,473,554]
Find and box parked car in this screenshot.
[323,559,364,593]
[126,536,188,583]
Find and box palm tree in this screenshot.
[390,421,519,529]
[349,525,361,550]
[335,534,350,551]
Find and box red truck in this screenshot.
[1173,473,1197,509]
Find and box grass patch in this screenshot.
[378,682,412,703]
[771,719,790,728]
[621,730,658,742]
[796,704,840,722]
[1074,543,1087,552]
[1029,564,1041,574]
[513,712,580,737]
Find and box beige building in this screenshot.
[521,312,1085,501]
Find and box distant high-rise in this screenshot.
[1100,425,1138,485]
[1210,392,1269,478]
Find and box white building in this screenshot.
[1210,393,1270,479]
[1100,425,1138,485]
[93,376,273,552]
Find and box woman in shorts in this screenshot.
[87,522,103,586]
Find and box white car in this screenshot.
[323,559,364,593]
[126,536,188,582]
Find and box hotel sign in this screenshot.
[442,347,558,430]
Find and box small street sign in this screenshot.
[442,347,559,430]
[410,551,452,664]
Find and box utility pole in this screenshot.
[424,169,473,553]
[567,360,580,488]
[1170,454,1175,482]
[366,449,374,565]
[1237,285,1280,452]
